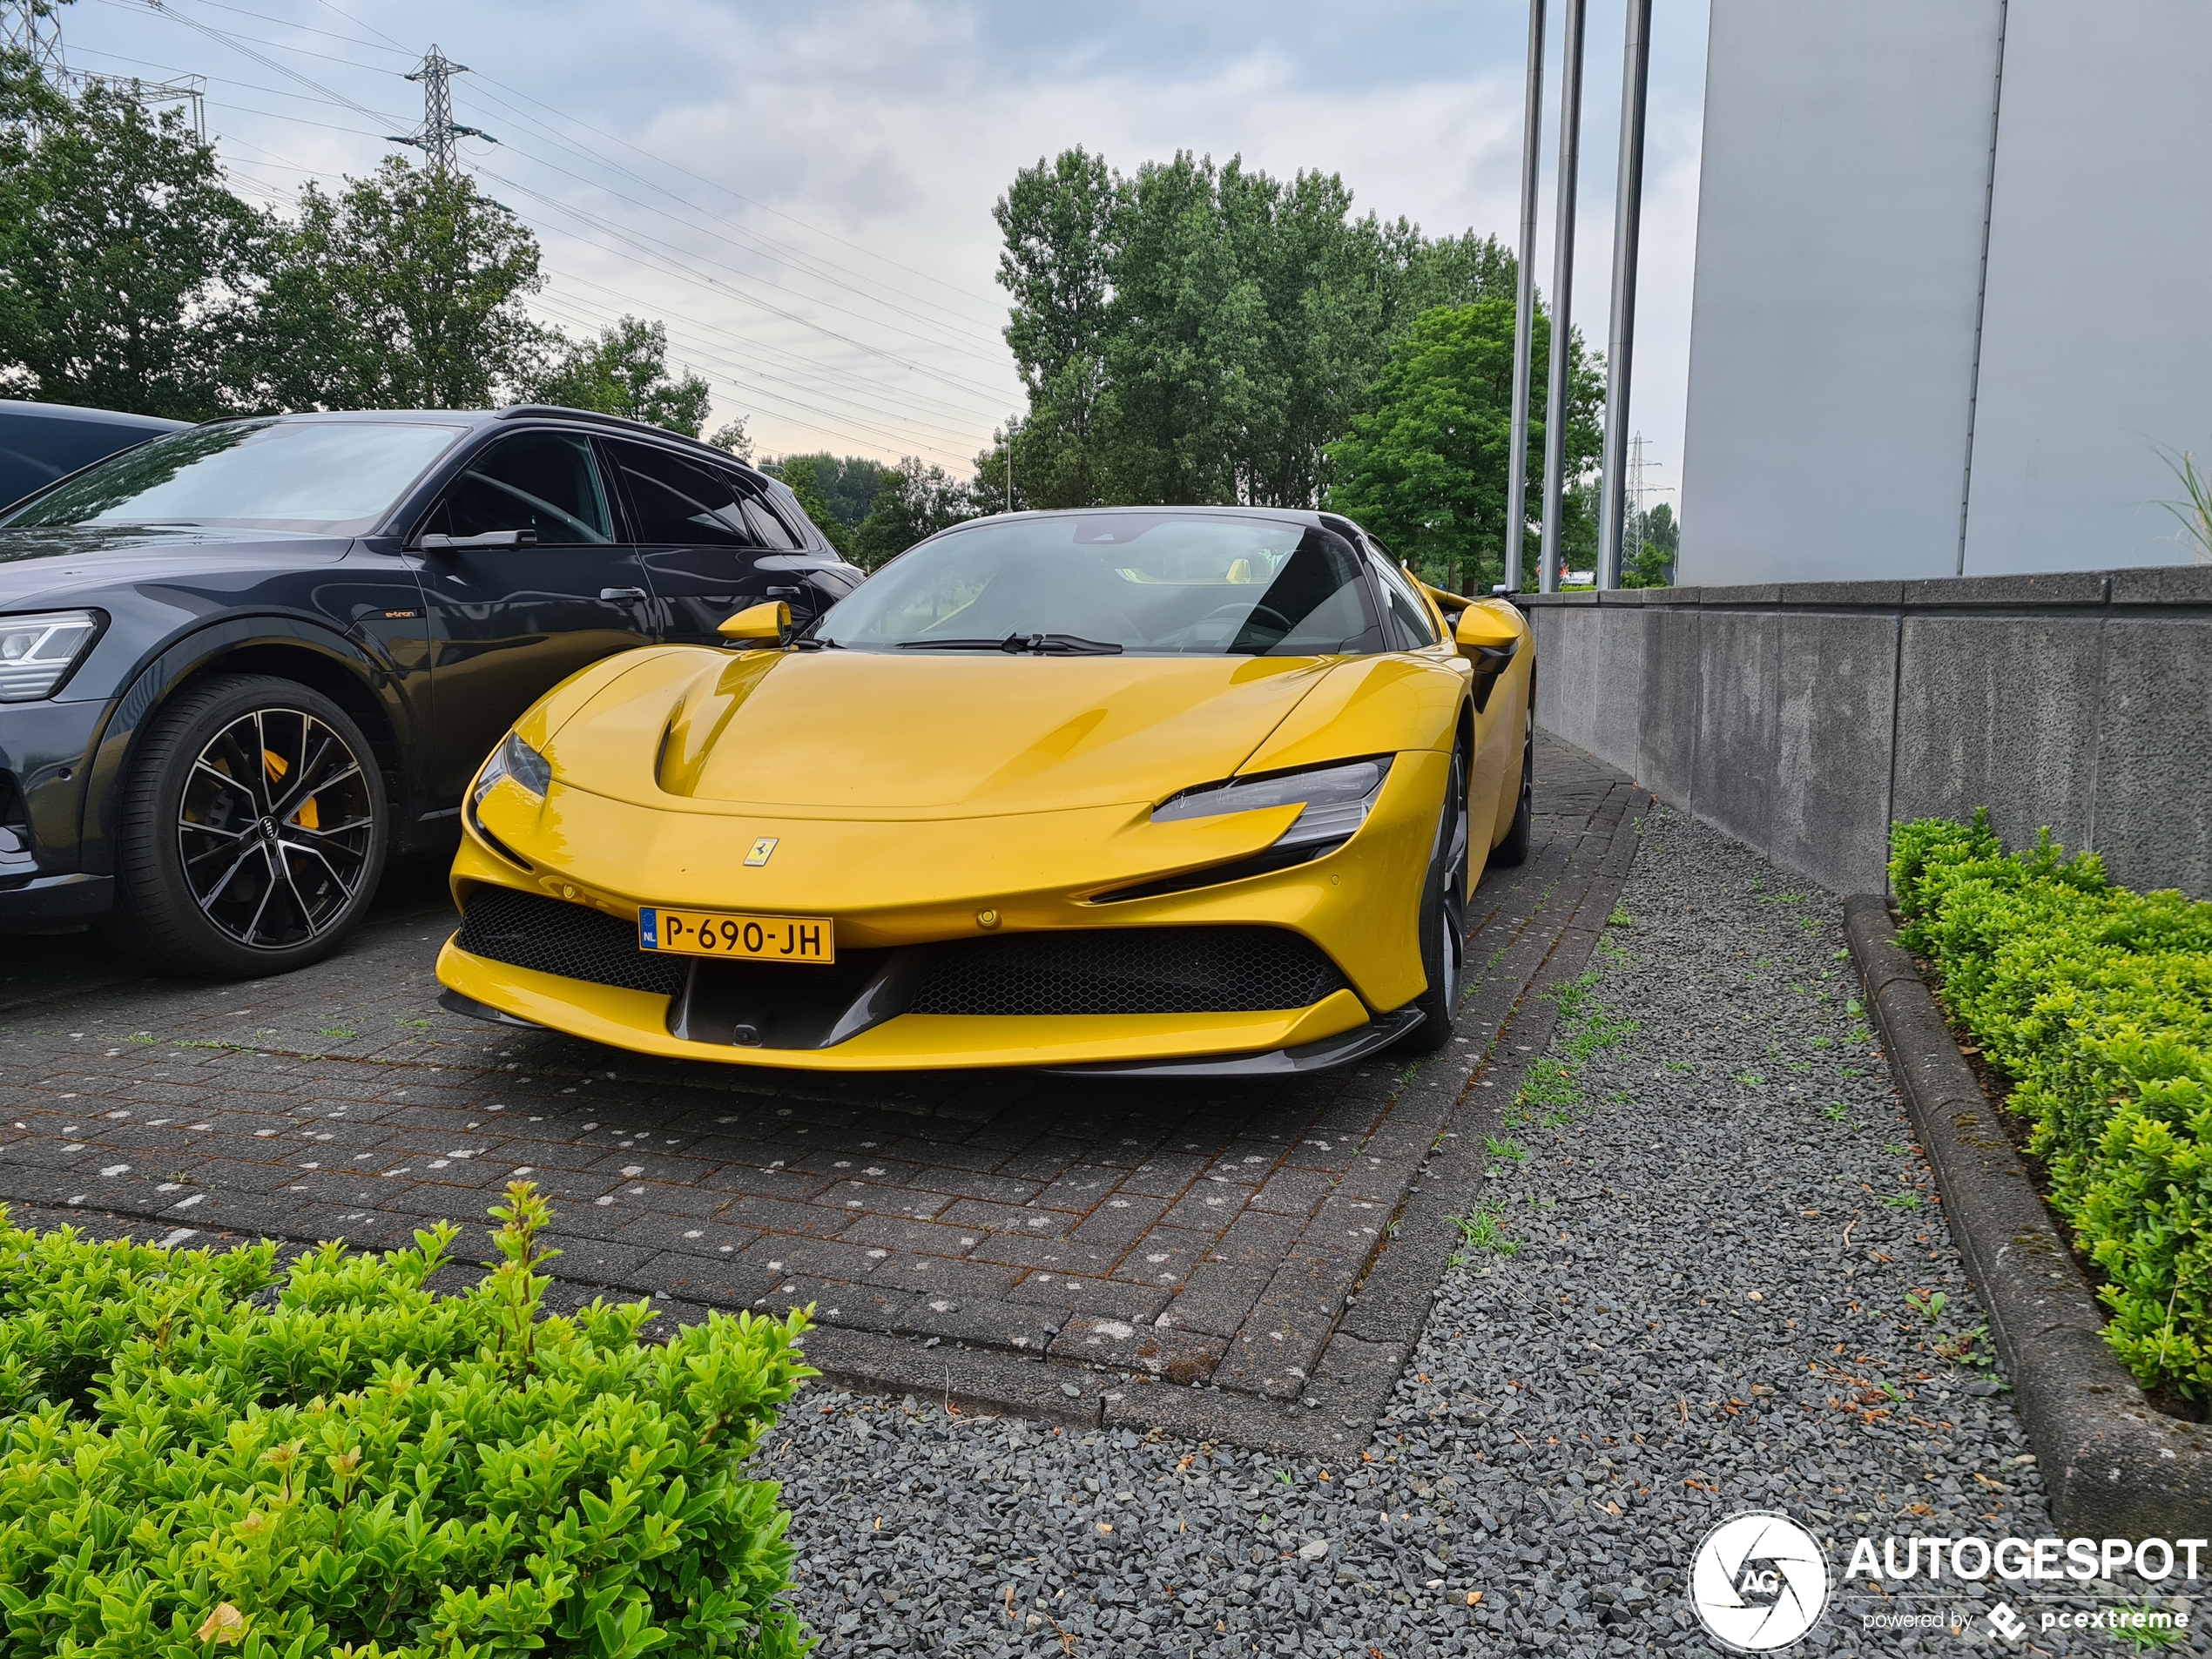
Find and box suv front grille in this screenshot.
[455,887,687,998]
[907,927,1346,1016]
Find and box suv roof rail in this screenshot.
[493,404,752,463]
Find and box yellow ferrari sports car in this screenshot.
[435,507,1534,1077]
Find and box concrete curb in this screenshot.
[1843,894,2212,1537]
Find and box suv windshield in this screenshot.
[1,419,467,535]
[816,513,1385,656]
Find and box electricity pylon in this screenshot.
[388,45,492,172]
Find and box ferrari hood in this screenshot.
[544,648,1340,816]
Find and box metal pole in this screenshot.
[1537,0,1588,594]
[1596,0,1654,590]
[1504,0,1546,594]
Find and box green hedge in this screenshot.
[0,1182,815,1658]
[1892,813,2212,1399]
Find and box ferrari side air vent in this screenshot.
[907,927,1347,1016]
[455,887,688,998]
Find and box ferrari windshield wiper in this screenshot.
[896,633,1124,655]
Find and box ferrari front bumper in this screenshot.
[434,745,1449,1072]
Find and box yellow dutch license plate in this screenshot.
[637,907,834,964]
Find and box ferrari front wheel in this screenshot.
[1398,747,1469,1055]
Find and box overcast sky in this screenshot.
[68,0,1710,502]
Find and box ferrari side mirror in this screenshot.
[1454,604,1521,657]
[718,600,792,646]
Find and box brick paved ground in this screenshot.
[0,735,1648,1450]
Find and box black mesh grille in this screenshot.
[455,887,688,998]
[908,927,1346,1016]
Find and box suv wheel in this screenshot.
[102,673,388,978]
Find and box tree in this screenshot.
[523,314,710,436]
[0,55,268,418]
[995,147,1116,509]
[853,457,981,569]
[763,454,889,532]
[1622,501,1678,587]
[247,157,548,410]
[771,454,851,557]
[1324,300,1602,595]
[989,146,1521,512]
[705,418,753,462]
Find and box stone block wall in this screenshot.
[1519,568,2212,897]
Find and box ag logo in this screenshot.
[1688,1512,1830,1650]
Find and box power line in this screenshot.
[125,3,1015,402]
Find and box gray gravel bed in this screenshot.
[761,810,2191,1655]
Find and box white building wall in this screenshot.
[1678,0,2210,584]
[1961,0,2212,575]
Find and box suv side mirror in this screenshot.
[718,600,791,646]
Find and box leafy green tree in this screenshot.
[705,417,753,462]
[995,147,1116,509]
[989,146,1520,513]
[0,55,268,418]
[247,157,548,410]
[1622,501,1678,587]
[771,454,851,557]
[764,453,889,532]
[853,456,981,569]
[524,314,710,436]
[1325,299,1601,595]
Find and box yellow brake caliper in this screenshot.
[264,749,319,830]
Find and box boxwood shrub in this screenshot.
[0,1181,815,1657]
[1892,813,2212,1400]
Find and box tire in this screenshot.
[1398,746,1470,1055]
[1491,692,1534,868]
[100,673,389,979]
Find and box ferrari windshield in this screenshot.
[816,512,1386,656]
[2,419,467,535]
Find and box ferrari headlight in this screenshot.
[473,730,552,807]
[1152,758,1389,850]
[0,610,101,701]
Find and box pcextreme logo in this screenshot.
[1689,1512,1831,1651]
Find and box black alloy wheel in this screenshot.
[103,673,388,978]
[1399,745,1471,1054]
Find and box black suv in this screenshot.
[0,407,862,975]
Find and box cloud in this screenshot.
[65,0,1709,489]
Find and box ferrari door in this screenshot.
[415,428,659,803]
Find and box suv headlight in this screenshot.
[472,730,552,807]
[0,610,102,701]
[1152,757,1390,851]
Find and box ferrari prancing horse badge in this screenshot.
[745,837,778,867]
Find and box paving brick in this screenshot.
[1156,1182,1253,1232]
[937,1197,1074,1238]
[1006,1272,1171,1323]
[1111,1224,1213,1289]
[1065,1190,1170,1249]
[1047,1312,1225,1385]
[892,1295,1062,1355]
[1249,1167,1331,1217]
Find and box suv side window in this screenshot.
[1368,550,1440,648]
[430,431,611,544]
[735,481,803,550]
[605,440,753,546]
